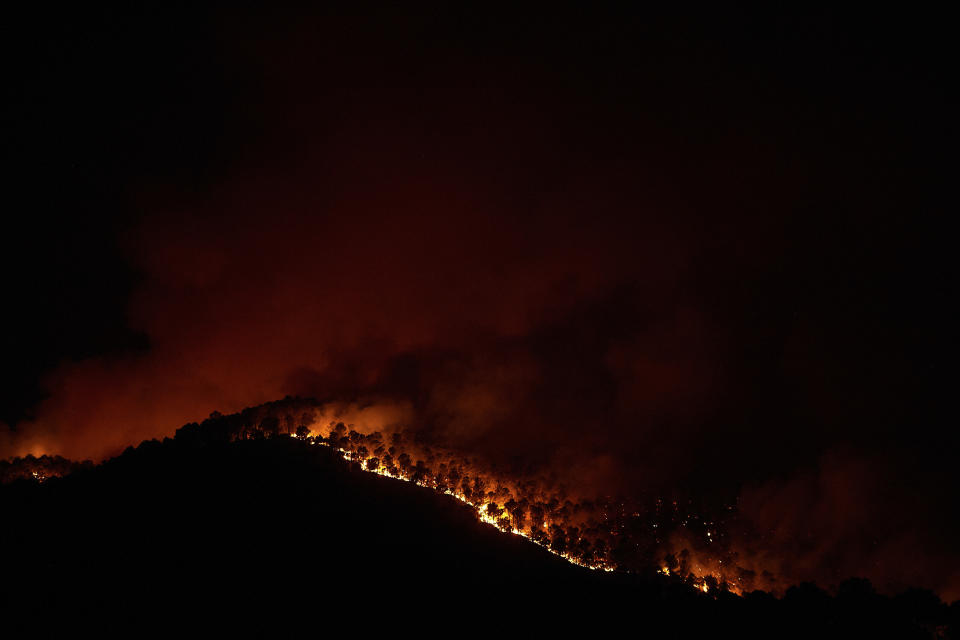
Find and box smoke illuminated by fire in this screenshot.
[2,2,957,614]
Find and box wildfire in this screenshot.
[3,405,741,596]
[330,435,615,572]
[290,428,739,591]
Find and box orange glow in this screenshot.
[292,429,739,589]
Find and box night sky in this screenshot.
[2,6,956,597]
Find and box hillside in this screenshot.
[1,433,955,638]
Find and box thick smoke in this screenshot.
[3,7,954,599]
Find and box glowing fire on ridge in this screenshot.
[2,404,741,596]
[290,427,737,594]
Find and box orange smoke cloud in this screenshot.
[10,134,691,461]
[3,6,956,601]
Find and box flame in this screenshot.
[326,438,615,572]
[291,429,743,589]
[4,412,740,595]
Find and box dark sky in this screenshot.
[2,6,956,596]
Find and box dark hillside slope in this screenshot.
[1,436,953,638]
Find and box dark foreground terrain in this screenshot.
[2,435,956,638]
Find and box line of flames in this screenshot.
[294,433,729,594]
